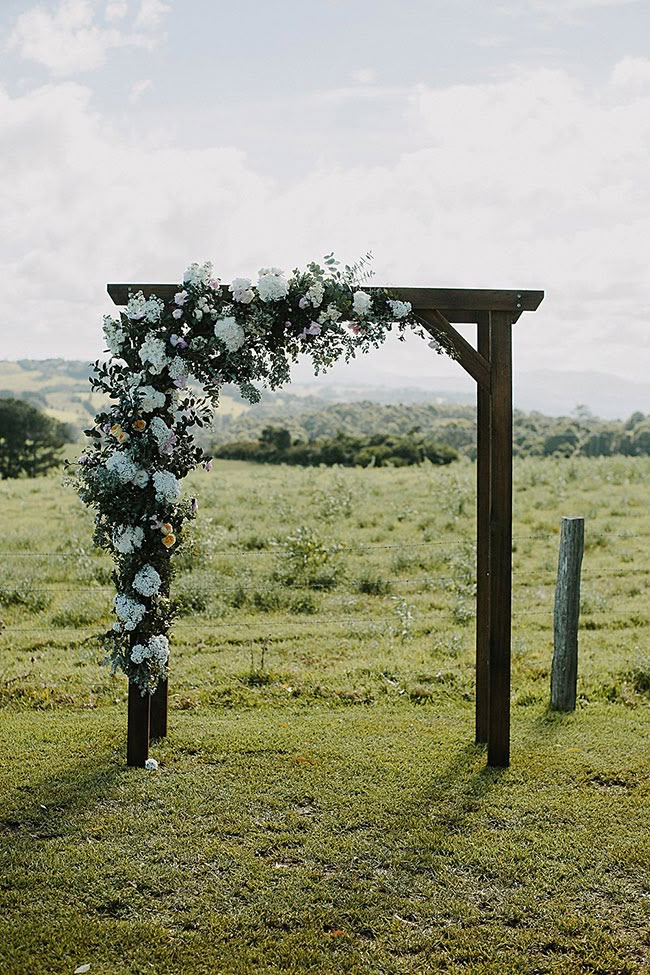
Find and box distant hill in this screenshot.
[1,360,647,459]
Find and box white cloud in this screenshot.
[351,68,376,85]
[6,0,168,75]
[0,64,648,385]
[133,0,170,29]
[104,0,128,21]
[611,56,650,88]
[129,77,153,102]
[498,0,640,23]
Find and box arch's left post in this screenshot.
[127,682,150,766]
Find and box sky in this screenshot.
[1,0,649,391]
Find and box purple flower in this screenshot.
[298,296,310,309]
[203,459,213,472]
[169,333,188,350]
[306,322,321,336]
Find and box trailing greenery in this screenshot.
[0,397,75,479]
[0,456,648,973]
[213,425,458,467]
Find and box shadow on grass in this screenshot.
[0,750,122,840]
[413,741,506,831]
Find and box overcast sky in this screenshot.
[1,0,649,388]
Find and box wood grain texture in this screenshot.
[475,312,491,744]
[150,678,168,739]
[127,681,150,767]
[551,517,584,712]
[107,283,544,321]
[487,311,513,768]
[416,310,491,390]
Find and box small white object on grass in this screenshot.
[144,758,158,771]
[74,965,91,974]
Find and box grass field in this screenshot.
[1,456,648,974]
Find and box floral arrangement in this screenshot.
[73,255,441,695]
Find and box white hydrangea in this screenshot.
[213,316,246,352]
[153,470,181,504]
[257,268,289,302]
[102,315,126,355]
[130,642,148,664]
[183,261,213,287]
[149,634,170,665]
[352,291,373,316]
[114,593,146,630]
[126,293,164,323]
[130,634,169,666]
[113,525,145,554]
[105,451,138,483]
[149,416,174,453]
[388,299,411,319]
[138,385,166,413]
[133,564,162,597]
[105,451,149,487]
[318,303,342,324]
[138,335,168,374]
[229,278,255,304]
[168,356,190,388]
[306,281,324,308]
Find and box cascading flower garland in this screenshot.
[73,256,443,695]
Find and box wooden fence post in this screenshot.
[551,517,584,711]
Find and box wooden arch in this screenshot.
[108,283,544,768]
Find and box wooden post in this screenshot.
[150,678,168,739]
[475,312,491,743]
[127,682,150,767]
[551,517,584,711]
[487,311,513,768]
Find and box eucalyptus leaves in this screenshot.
[74,256,431,694]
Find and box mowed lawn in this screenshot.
[1,456,648,974]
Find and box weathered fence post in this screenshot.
[551,516,584,711]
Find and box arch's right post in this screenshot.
[487,310,513,767]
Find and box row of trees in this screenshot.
[214,426,458,467]
[209,401,650,460]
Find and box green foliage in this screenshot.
[211,402,650,461]
[0,397,74,478]
[214,426,458,467]
[274,526,344,590]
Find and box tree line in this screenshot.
[209,401,650,460]
[213,426,458,467]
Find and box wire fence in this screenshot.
[1,525,647,640]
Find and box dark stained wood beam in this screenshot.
[107,283,544,324]
[475,312,491,744]
[416,309,491,390]
[127,681,150,767]
[487,310,513,768]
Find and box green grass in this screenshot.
[0,456,649,973]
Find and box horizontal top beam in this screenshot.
[107,284,544,323]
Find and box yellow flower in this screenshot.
[162,533,176,548]
[132,419,146,432]
[161,522,173,535]
[116,431,130,444]
[110,423,122,436]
